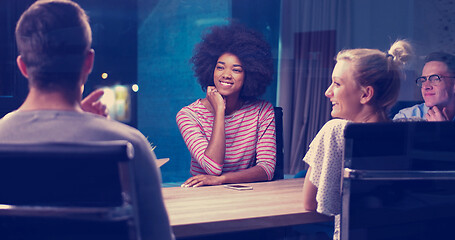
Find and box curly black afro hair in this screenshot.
[190,22,273,100]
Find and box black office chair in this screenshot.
[272,106,284,180]
[341,122,455,240]
[0,141,139,240]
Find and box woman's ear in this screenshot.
[360,86,374,104]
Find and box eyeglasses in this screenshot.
[415,74,455,87]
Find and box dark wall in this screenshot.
[80,0,138,127]
[0,0,33,118]
[232,0,281,105]
[0,0,138,126]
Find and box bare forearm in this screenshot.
[220,165,269,184]
[204,110,225,165]
[182,166,269,188]
[302,167,318,211]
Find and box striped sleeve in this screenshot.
[255,102,277,180]
[176,108,223,175]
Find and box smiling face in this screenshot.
[325,60,365,121]
[421,61,455,108]
[213,53,244,99]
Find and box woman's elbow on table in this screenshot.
[303,199,318,211]
[302,167,318,211]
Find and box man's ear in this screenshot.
[360,86,374,104]
[84,49,94,73]
[16,55,29,78]
[80,49,94,85]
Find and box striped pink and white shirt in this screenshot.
[176,99,276,180]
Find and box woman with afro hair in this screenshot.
[176,23,277,187]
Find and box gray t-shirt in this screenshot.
[0,110,174,240]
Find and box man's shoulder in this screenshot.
[398,102,426,112]
[0,110,147,144]
[393,103,426,120]
[81,113,147,142]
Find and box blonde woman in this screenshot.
[302,40,414,239]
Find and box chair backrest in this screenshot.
[0,141,139,240]
[341,122,455,240]
[272,106,284,180]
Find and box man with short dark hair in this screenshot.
[394,52,455,121]
[0,1,174,239]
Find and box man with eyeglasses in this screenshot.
[393,52,455,121]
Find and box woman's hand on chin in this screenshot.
[206,86,225,113]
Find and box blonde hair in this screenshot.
[336,40,414,118]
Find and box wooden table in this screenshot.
[162,178,333,238]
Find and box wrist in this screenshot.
[218,175,227,185]
[215,106,225,115]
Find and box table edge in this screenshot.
[171,211,333,238]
